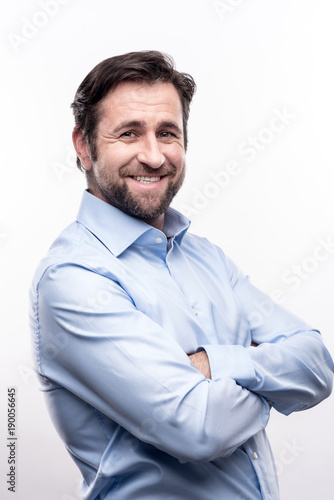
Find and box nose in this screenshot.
[136,134,165,169]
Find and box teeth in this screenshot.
[133,176,161,183]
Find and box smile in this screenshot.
[131,176,162,184]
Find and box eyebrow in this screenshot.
[112,120,183,136]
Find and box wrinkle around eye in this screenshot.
[99,132,119,142]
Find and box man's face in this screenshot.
[80,81,186,227]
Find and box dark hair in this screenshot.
[71,50,197,171]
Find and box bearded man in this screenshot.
[29,50,333,500]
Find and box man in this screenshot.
[29,51,333,500]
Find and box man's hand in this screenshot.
[189,342,258,379]
[188,350,211,379]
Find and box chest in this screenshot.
[112,243,251,353]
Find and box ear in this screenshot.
[72,128,93,171]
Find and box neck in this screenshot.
[142,213,165,232]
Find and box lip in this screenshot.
[126,175,168,190]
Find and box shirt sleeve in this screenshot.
[31,262,270,464]
[201,252,334,415]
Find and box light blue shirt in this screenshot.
[29,190,334,500]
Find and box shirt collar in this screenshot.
[76,190,191,257]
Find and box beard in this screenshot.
[89,162,186,220]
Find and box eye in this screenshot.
[121,131,136,138]
[159,131,176,138]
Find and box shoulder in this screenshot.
[30,220,118,297]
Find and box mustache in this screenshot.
[120,164,176,177]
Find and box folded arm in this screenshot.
[200,252,334,415]
[31,263,270,464]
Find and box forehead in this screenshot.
[99,81,183,125]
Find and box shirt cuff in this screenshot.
[199,345,257,387]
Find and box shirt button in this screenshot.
[155,237,163,244]
[252,451,258,460]
[192,307,199,315]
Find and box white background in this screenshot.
[1,0,334,498]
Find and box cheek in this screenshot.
[98,143,136,166]
[166,144,186,169]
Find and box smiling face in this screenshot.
[73,81,186,230]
